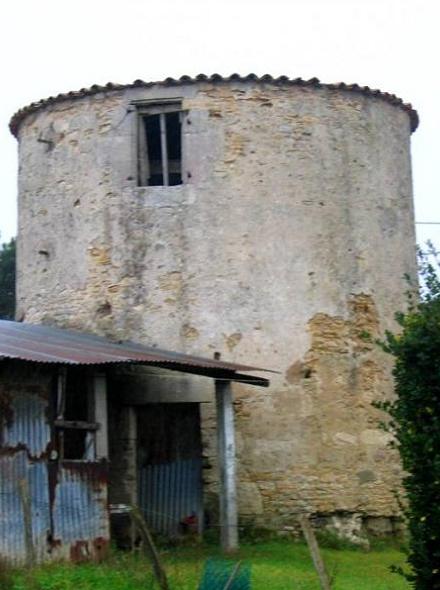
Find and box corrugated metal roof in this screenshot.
[0,320,272,383]
[9,73,419,136]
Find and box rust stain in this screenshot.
[69,539,108,564]
[62,459,109,486]
[93,537,109,561]
[70,540,90,562]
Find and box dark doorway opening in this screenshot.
[137,403,203,537]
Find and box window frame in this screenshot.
[134,99,184,188]
[54,368,101,462]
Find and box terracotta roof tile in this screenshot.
[9,73,419,136]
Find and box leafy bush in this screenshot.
[379,246,440,588]
[0,236,16,320]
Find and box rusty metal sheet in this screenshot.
[0,376,109,564]
[0,451,51,564]
[0,451,28,563]
[0,320,272,385]
[52,462,109,561]
[3,391,50,457]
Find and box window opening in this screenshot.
[55,369,98,461]
[138,104,182,187]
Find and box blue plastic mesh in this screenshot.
[198,558,251,590]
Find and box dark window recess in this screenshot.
[56,369,97,461]
[138,110,182,187]
[137,403,202,466]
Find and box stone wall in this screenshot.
[14,80,417,534]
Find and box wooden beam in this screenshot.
[215,379,238,552]
[93,373,108,460]
[159,113,169,186]
[299,516,332,590]
[126,406,138,506]
[130,506,170,590]
[54,419,99,430]
[138,116,149,186]
[19,478,36,568]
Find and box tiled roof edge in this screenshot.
[9,73,419,136]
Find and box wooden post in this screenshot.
[93,373,108,459]
[299,515,332,590]
[215,377,238,552]
[159,113,169,186]
[127,406,138,548]
[130,506,170,590]
[19,478,36,567]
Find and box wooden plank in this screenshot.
[223,561,242,590]
[130,506,170,590]
[56,368,67,459]
[18,478,36,567]
[215,378,238,552]
[93,373,109,459]
[126,406,138,504]
[138,115,149,186]
[54,419,99,430]
[159,113,169,186]
[56,368,66,419]
[136,104,181,115]
[299,516,332,590]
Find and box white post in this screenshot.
[93,373,109,460]
[215,378,238,552]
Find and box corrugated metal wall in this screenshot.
[0,366,110,564]
[139,458,203,536]
[0,390,52,564]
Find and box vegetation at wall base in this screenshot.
[5,540,409,589]
[378,245,440,589]
[0,236,16,320]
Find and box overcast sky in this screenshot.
[1,0,439,249]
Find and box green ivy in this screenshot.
[379,245,440,588]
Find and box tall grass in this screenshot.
[8,540,410,590]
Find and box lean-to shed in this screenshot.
[0,320,270,564]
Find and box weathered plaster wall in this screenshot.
[15,81,417,535]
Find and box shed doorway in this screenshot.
[137,403,203,537]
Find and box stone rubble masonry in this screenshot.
[14,80,417,535]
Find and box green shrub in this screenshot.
[379,246,440,588]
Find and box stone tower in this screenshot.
[11,75,418,537]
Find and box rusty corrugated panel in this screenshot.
[0,321,272,385]
[0,381,51,564]
[0,377,109,564]
[52,462,109,561]
[0,451,51,564]
[3,391,51,457]
[0,451,27,563]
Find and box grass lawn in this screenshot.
[8,540,411,590]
